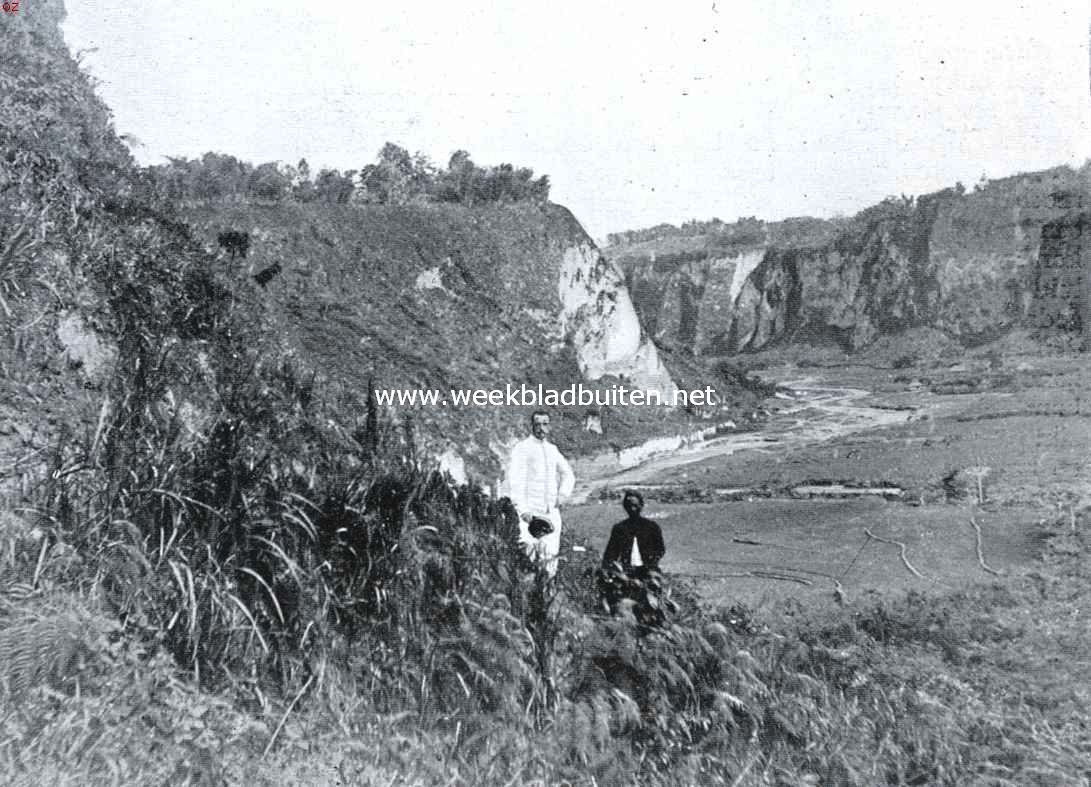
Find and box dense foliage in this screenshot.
[137,144,550,208]
[607,215,847,255]
[608,216,766,247]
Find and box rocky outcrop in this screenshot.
[558,242,676,397]
[731,193,943,351]
[1031,211,1091,343]
[620,247,766,356]
[612,168,1087,353]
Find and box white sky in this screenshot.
[63,1,1091,242]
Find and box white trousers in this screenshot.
[516,509,562,577]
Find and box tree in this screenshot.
[314,168,355,204]
[191,152,249,201]
[293,157,316,202]
[247,161,290,202]
[433,151,549,205]
[359,143,436,205]
[435,150,479,204]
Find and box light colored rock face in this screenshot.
[727,222,940,352]
[414,266,448,293]
[56,312,116,384]
[557,242,677,398]
[443,234,684,485]
[437,448,468,485]
[727,248,764,305]
[618,247,768,356]
[694,249,765,354]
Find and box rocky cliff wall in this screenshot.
[1032,211,1091,343]
[621,247,765,355]
[612,168,1089,353]
[730,193,943,351]
[557,241,676,398]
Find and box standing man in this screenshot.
[507,410,575,576]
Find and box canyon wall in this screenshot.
[613,169,1090,353]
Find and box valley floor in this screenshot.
[568,347,1091,612]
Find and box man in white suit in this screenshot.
[507,410,575,576]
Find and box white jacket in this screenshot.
[507,435,575,517]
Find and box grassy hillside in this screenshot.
[180,200,591,469]
[1,0,150,498]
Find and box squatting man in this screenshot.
[597,489,672,621]
[600,488,665,579]
[506,410,575,576]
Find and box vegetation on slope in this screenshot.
[608,167,1091,256]
[174,187,768,476]
[3,396,1089,784]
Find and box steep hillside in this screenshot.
[0,0,143,499]
[175,200,687,477]
[612,168,1091,353]
[1,0,731,493]
[613,217,840,355]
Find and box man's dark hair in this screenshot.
[622,489,644,506]
[531,409,550,422]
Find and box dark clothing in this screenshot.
[601,515,665,574]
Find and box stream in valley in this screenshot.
[574,379,920,502]
[565,369,1070,609]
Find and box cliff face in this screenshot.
[1032,211,1091,343]
[621,247,765,356]
[179,201,676,475]
[558,241,676,396]
[612,168,1088,353]
[731,193,943,350]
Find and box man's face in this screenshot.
[531,414,550,440]
[622,494,643,517]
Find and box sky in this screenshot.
[62,1,1091,242]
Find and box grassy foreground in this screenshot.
[1,339,1089,785]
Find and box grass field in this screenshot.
[573,341,1091,609]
